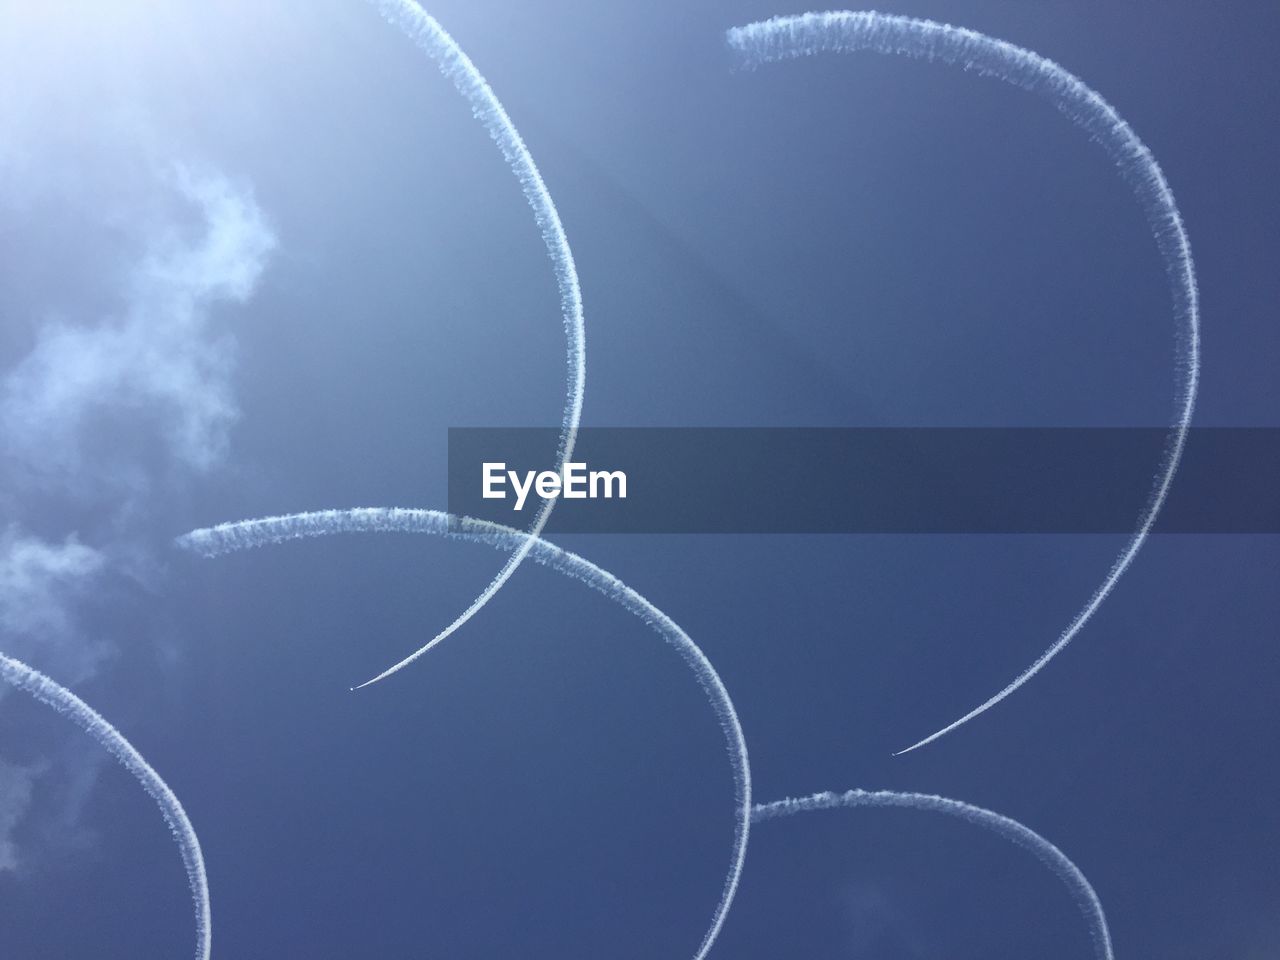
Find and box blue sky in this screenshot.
[0,1,1277,957]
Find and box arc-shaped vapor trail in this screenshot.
[178,508,747,960]
[356,0,586,690]
[753,789,1113,960]
[727,12,1200,755]
[0,652,210,960]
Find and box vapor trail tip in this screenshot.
[892,738,930,758]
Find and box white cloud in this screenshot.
[1,169,276,488]
[0,529,104,650]
[0,168,276,874]
[0,759,43,873]
[0,530,110,875]
[0,0,278,893]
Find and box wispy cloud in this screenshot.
[0,759,44,872]
[0,528,107,688]
[0,168,275,875]
[2,169,275,492]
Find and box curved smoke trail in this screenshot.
[357,0,586,690]
[726,12,1200,755]
[0,652,210,960]
[178,508,748,960]
[753,788,1112,959]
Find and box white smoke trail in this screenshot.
[727,12,1200,755]
[753,788,1113,960]
[178,508,747,960]
[356,1,586,690]
[0,652,209,960]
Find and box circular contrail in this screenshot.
[726,11,1200,755]
[354,0,587,690]
[178,508,748,960]
[753,788,1113,959]
[0,653,210,960]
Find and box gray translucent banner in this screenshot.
[446,428,1280,534]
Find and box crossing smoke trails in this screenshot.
[358,0,586,690]
[178,508,748,960]
[726,11,1201,755]
[179,512,1123,956]
[2,8,1164,956]
[752,789,1113,960]
[0,653,210,960]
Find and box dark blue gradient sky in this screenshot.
[0,1,1276,957]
